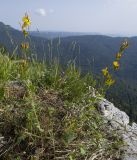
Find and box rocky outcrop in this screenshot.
[98,99,137,160]
[1,83,137,159]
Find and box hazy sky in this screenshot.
[1,0,137,35]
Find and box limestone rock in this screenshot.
[98,99,137,160]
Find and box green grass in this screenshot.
[0,47,124,160]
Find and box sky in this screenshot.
[1,0,137,36]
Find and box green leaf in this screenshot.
[69,155,73,160]
[80,147,86,155]
[63,131,77,144]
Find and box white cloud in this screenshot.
[35,8,47,16]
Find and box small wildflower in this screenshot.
[22,13,31,29]
[102,67,109,76]
[113,61,120,70]
[105,78,115,86]
[102,40,128,87]
[116,53,122,60]
[22,14,31,26]
[21,42,29,50]
[105,74,115,86]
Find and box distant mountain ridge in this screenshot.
[30,31,88,39]
[30,30,137,39]
[0,22,15,31]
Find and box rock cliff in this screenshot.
[98,99,137,160]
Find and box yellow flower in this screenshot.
[113,61,120,70]
[22,30,28,38]
[102,67,109,76]
[105,78,115,86]
[22,15,31,25]
[116,53,122,60]
[22,14,31,29]
[21,42,29,50]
